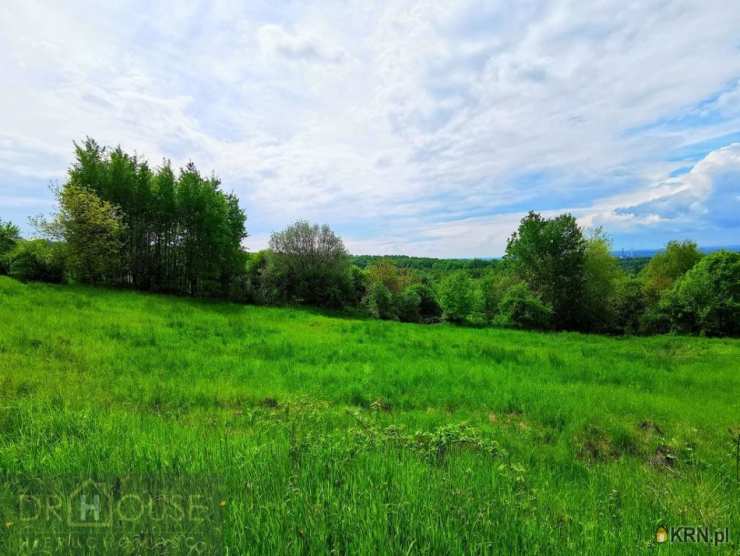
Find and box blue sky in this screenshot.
[1,1,739,257]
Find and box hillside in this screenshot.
[1,276,738,553]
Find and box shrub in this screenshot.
[406,283,442,323]
[614,276,646,335]
[641,240,701,303]
[496,283,552,330]
[396,288,422,323]
[365,282,396,320]
[663,251,740,336]
[438,271,475,323]
[478,271,518,322]
[0,219,21,274]
[349,265,367,304]
[245,251,280,305]
[7,240,66,283]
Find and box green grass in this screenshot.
[0,276,738,554]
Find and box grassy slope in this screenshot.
[0,276,738,554]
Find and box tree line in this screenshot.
[1,139,737,337]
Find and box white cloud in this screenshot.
[256,24,346,64]
[1,0,740,253]
[612,143,740,228]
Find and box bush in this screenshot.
[614,277,646,335]
[663,251,740,336]
[7,240,66,283]
[406,283,442,323]
[438,271,475,323]
[396,288,422,323]
[639,302,672,335]
[0,219,21,274]
[349,265,367,304]
[478,271,518,322]
[496,283,552,330]
[641,240,701,303]
[365,282,396,320]
[241,251,272,304]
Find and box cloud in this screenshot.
[614,144,740,229]
[256,24,346,64]
[1,1,740,253]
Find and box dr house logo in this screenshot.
[17,478,215,528]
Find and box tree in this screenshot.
[663,251,740,336]
[582,229,623,332]
[365,258,417,294]
[268,221,351,307]
[496,283,552,330]
[505,212,586,330]
[47,184,125,284]
[0,219,21,274]
[438,271,475,323]
[641,240,702,303]
[60,139,248,297]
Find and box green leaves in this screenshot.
[60,139,248,297]
[505,212,587,330]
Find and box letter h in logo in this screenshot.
[68,480,112,528]
[79,494,100,522]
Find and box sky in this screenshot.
[1,1,739,257]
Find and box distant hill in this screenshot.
[614,245,740,258]
[350,254,499,273]
[352,245,739,277]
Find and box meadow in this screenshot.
[0,275,738,554]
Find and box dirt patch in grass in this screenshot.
[575,425,624,463]
[649,444,678,468]
[638,420,664,436]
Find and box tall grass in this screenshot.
[0,276,738,554]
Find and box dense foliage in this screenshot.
[352,254,497,275]
[48,138,248,296]
[5,239,66,283]
[496,283,552,330]
[0,218,21,274]
[2,139,737,336]
[265,221,352,307]
[661,251,740,336]
[505,212,587,330]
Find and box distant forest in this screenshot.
[351,255,653,276]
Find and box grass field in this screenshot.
[0,275,738,554]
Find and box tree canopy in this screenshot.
[267,221,351,307]
[54,138,247,296]
[505,211,587,330]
